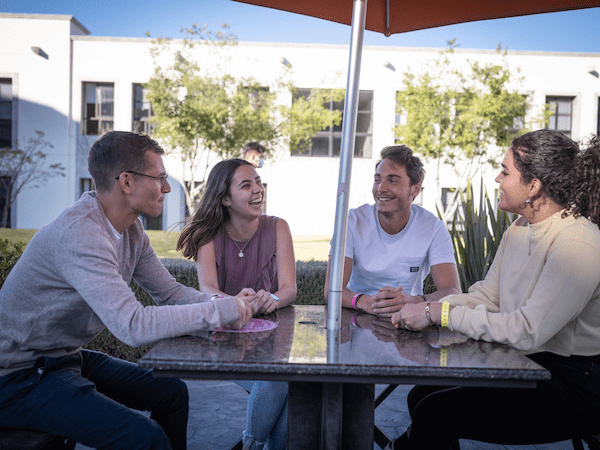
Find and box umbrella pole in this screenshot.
[327,0,367,342]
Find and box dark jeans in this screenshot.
[402,352,600,450]
[0,349,188,450]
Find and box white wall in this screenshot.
[0,15,88,227]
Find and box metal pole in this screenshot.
[326,0,367,337]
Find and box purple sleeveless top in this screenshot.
[213,215,279,296]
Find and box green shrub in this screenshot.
[445,181,516,292]
[0,238,26,289]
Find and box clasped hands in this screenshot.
[226,287,279,329]
[358,286,439,332]
[359,285,420,318]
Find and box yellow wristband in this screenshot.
[440,347,448,367]
[441,301,450,328]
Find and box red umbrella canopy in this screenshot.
[234,0,600,36]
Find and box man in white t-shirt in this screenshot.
[324,145,461,321]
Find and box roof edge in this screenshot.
[0,12,90,35]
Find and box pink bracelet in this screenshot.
[351,293,364,311]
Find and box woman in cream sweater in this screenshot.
[387,130,600,450]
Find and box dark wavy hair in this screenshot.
[88,131,164,192]
[377,145,425,186]
[511,130,600,226]
[177,159,253,260]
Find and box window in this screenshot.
[546,96,573,138]
[83,82,114,135]
[140,213,162,230]
[597,97,600,138]
[413,187,423,206]
[239,85,270,109]
[80,178,95,198]
[441,188,457,213]
[0,78,12,149]
[0,176,11,228]
[394,93,407,143]
[291,89,373,158]
[132,84,153,135]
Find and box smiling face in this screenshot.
[495,148,533,215]
[372,159,421,219]
[129,151,171,218]
[222,164,264,219]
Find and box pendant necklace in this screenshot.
[227,229,250,257]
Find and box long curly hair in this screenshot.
[511,130,600,226]
[177,159,253,260]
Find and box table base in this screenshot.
[289,381,375,450]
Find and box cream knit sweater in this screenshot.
[446,212,600,355]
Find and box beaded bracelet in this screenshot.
[441,301,450,328]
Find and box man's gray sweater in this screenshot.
[0,192,239,376]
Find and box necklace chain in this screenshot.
[227,229,251,257]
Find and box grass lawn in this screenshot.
[0,228,330,262]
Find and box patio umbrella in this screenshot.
[234,0,600,336]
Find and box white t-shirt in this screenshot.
[338,203,456,296]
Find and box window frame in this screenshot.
[291,88,373,158]
[546,95,574,138]
[0,78,13,149]
[597,96,600,138]
[132,83,153,135]
[82,82,115,136]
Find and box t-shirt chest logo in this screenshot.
[410,267,419,272]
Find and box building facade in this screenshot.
[1,13,599,235]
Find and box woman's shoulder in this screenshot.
[261,214,280,224]
[555,214,600,247]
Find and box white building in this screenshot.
[1,12,599,235]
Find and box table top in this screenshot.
[139,305,550,387]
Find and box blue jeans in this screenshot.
[234,380,288,450]
[0,349,188,450]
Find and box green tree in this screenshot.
[0,131,65,228]
[146,24,342,211]
[395,41,546,219]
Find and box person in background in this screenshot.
[177,158,296,450]
[324,145,461,321]
[388,130,600,449]
[243,142,265,169]
[0,131,252,450]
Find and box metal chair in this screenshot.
[373,384,399,449]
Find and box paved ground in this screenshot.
[76,380,586,450]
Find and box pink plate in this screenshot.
[212,318,278,333]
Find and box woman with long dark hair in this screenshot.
[178,158,296,450]
[387,130,600,449]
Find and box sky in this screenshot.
[1,0,600,53]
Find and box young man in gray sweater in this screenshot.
[0,131,253,449]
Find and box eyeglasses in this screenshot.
[116,171,169,189]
